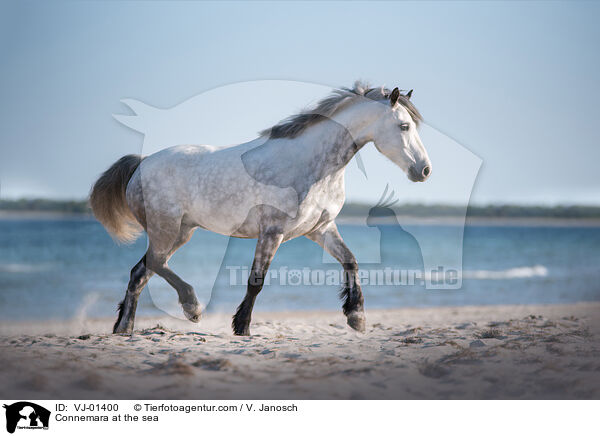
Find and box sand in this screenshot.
[1,303,599,399]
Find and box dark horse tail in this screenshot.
[90,154,144,243]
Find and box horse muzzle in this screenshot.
[408,164,431,182]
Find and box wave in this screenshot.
[0,263,54,273]
[461,265,548,280]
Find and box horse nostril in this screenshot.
[422,166,431,177]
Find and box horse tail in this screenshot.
[90,154,144,244]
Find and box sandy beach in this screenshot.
[1,303,599,400]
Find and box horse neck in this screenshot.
[303,99,380,172]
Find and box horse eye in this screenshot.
[400,123,410,131]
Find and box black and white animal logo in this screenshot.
[3,402,50,434]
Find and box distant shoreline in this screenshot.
[337,215,600,227]
[3,199,600,217]
[3,199,600,226]
[0,210,94,220]
[2,210,600,227]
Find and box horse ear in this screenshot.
[390,87,400,107]
[406,89,413,100]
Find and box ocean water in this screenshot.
[0,217,599,321]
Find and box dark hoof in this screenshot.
[183,303,202,323]
[113,325,133,335]
[232,315,251,336]
[346,311,366,333]
[233,327,251,336]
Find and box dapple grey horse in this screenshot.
[90,81,431,335]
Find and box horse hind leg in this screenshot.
[145,223,203,323]
[113,255,154,334]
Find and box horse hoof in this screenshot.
[233,328,250,336]
[183,304,202,323]
[113,326,133,335]
[231,316,251,336]
[346,311,366,333]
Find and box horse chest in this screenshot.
[285,174,345,236]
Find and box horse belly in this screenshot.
[185,159,300,237]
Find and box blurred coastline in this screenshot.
[3,198,600,226]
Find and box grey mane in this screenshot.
[260,81,422,139]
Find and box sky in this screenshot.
[0,1,599,205]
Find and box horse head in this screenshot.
[369,87,431,182]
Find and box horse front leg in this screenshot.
[306,222,365,332]
[232,228,283,336]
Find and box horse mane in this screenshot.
[259,81,422,139]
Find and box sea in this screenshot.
[1,217,599,321]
